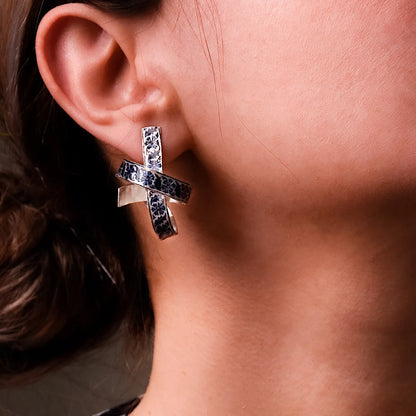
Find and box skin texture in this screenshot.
[36,1,416,415]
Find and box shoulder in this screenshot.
[92,397,141,416]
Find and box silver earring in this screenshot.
[115,127,192,240]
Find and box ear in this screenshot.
[35,3,192,165]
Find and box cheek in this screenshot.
[213,0,416,204]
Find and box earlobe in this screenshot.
[35,3,192,165]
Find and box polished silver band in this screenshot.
[116,127,191,240]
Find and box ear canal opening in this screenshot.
[101,36,133,101]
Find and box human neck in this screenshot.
[131,195,416,416]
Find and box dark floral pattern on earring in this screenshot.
[116,160,191,204]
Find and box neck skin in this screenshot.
[130,159,416,416]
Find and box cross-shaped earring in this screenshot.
[115,127,192,240]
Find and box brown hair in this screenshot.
[0,0,160,387]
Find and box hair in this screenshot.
[0,0,161,387]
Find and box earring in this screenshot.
[115,127,192,240]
